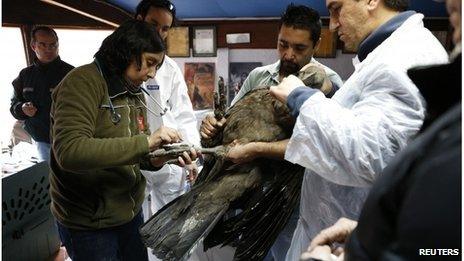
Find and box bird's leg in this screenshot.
[200,146,226,156]
[149,144,227,164]
[214,76,227,119]
[201,77,227,148]
[150,143,195,158]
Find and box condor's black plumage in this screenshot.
[140,66,325,260]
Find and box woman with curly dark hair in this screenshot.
[49,19,197,260]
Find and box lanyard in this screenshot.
[139,87,168,117]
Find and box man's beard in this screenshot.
[279,59,301,77]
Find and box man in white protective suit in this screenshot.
[135,0,200,225]
[267,0,449,260]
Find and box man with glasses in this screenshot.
[10,26,73,162]
[135,0,201,231]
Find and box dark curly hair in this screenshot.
[384,0,409,11]
[280,4,322,47]
[94,19,165,76]
[135,0,176,25]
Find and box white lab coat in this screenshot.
[284,14,448,261]
[141,56,200,215]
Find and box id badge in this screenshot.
[137,114,145,133]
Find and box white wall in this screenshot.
[316,50,356,80]
[56,29,113,67]
[229,49,279,67]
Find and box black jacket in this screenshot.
[346,54,461,260]
[10,56,74,143]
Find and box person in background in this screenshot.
[10,26,73,162]
[135,0,201,221]
[199,4,343,260]
[301,2,461,259]
[268,0,449,260]
[49,20,197,261]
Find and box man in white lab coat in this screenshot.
[135,0,200,219]
[268,0,449,260]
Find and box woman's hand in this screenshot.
[147,126,182,151]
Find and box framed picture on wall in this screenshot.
[228,62,262,105]
[166,26,190,57]
[192,26,217,57]
[184,63,216,110]
[314,28,337,58]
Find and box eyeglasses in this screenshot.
[36,42,58,50]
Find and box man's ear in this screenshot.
[30,42,36,52]
[366,0,381,11]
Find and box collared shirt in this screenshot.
[231,58,343,106]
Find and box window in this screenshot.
[55,28,113,67]
[0,27,27,149]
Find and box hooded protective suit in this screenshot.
[141,56,200,214]
[284,13,448,260]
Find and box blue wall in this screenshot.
[110,0,448,19]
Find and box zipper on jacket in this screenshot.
[128,97,136,218]
[127,101,132,137]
